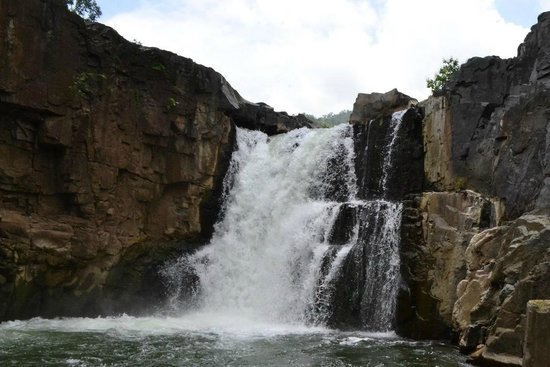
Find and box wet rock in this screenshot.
[352,90,424,201]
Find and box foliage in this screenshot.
[454,176,468,191]
[152,63,167,72]
[72,72,106,98]
[305,110,352,128]
[166,97,180,111]
[66,0,102,21]
[426,58,459,94]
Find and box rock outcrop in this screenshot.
[397,191,503,339]
[453,215,550,366]
[424,13,550,218]
[351,89,424,201]
[523,300,550,367]
[0,0,309,320]
[1,1,549,364]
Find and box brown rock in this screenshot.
[523,300,550,367]
[397,190,502,338]
[0,0,307,320]
[350,89,416,124]
[452,215,550,364]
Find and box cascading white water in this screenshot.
[379,110,407,196]
[164,116,406,330]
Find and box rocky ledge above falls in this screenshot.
[351,89,424,201]
[0,0,310,320]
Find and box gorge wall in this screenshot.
[383,12,550,367]
[0,0,309,320]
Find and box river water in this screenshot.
[0,123,471,366]
[0,315,470,366]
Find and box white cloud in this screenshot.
[105,0,529,116]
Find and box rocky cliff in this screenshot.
[390,12,550,367]
[0,0,309,320]
[2,1,549,365]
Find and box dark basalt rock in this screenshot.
[352,90,424,201]
[442,11,550,219]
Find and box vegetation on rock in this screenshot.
[66,0,101,21]
[305,110,352,128]
[426,58,459,94]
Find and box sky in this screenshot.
[95,0,548,116]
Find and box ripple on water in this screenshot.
[0,315,472,367]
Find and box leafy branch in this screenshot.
[426,58,459,94]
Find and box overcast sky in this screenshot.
[96,0,548,116]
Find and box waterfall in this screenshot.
[164,114,406,331]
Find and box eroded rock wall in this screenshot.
[0,0,309,320]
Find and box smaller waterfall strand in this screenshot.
[358,200,402,330]
[379,110,406,197]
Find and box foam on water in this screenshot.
[0,314,327,338]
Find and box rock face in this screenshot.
[320,89,424,330]
[0,0,309,320]
[523,300,550,367]
[351,89,424,201]
[393,11,550,367]
[452,215,550,366]
[425,13,550,218]
[397,191,502,339]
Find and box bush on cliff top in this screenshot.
[66,0,101,21]
[426,58,459,94]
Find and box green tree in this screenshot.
[305,110,352,128]
[426,57,459,94]
[66,0,102,21]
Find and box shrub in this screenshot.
[426,58,459,94]
[66,0,102,21]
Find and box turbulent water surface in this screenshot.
[0,123,471,366]
[0,315,471,366]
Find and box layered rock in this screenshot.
[0,0,309,320]
[397,11,550,366]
